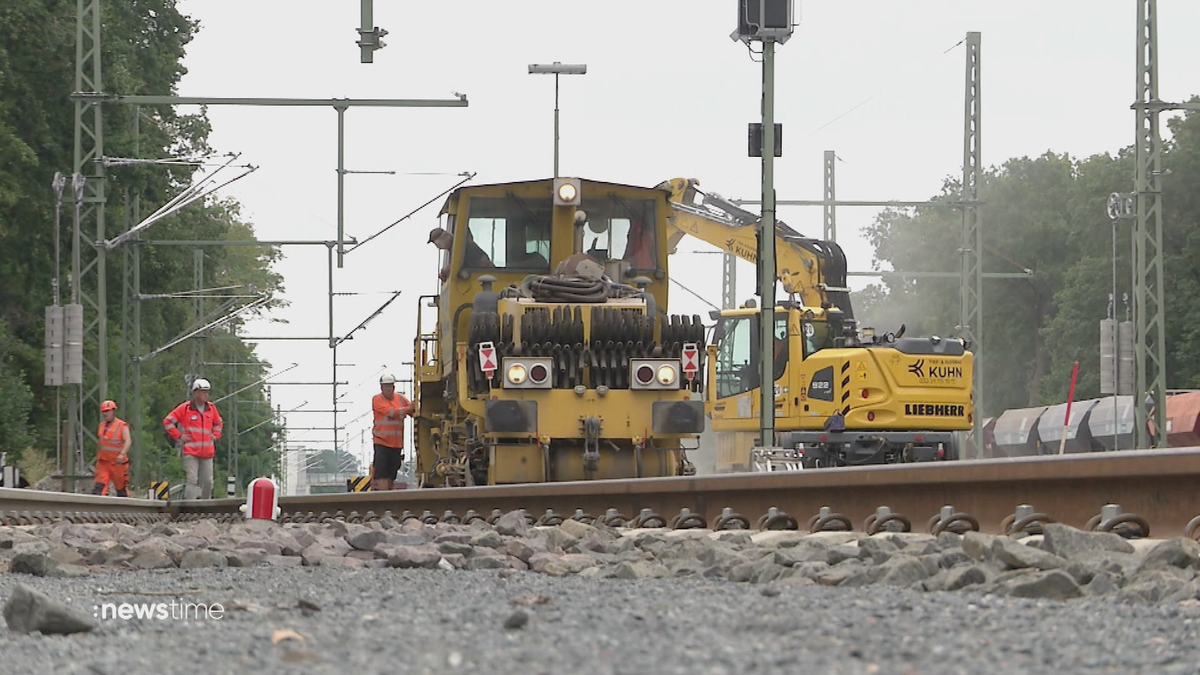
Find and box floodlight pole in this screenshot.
[554,74,560,178]
[529,63,586,178]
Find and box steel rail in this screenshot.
[0,487,167,519]
[6,449,1200,537]
[145,448,1200,536]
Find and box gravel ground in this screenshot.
[2,567,1198,675]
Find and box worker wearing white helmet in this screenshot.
[162,377,224,499]
[371,373,413,491]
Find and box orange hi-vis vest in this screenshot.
[163,401,223,459]
[97,418,129,462]
[372,392,411,449]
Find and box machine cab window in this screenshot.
[801,318,836,358]
[463,196,552,271]
[714,314,788,398]
[579,195,658,273]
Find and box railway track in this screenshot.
[5,448,1200,540]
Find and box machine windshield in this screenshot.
[579,195,658,271]
[464,195,552,271]
[715,314,788,398]
[802,319,836,357]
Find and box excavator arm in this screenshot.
[658,177,854,320]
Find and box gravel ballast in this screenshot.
[0,567,1197,674]
[1,515,1199,672]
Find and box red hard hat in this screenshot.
[100,400,117,412]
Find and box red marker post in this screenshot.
[1058,361,1080,455]
[239,477,280,520]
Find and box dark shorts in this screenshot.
[373,444,403,480]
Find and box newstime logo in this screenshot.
[93,599,225,621]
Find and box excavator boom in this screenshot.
[660,177,854,321]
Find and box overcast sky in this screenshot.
[172,1,1200,472]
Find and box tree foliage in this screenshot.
[0,0,283,487]
[851,102,1200,418]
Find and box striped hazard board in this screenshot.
[346,475,371,492]
[149,481,169,500]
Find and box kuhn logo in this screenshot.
[908,360,925,378]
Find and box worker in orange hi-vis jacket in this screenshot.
[162,378,223,499]
[94,399,132,496]
[371,373,413,491]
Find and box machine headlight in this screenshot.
[630,359,682,390]
[501,357,552,389]
[657,364,677,385]
[553,178,581,206]
[507,364,527,385]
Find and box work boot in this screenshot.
[92,482,105,495]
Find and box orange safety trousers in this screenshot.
[95,459,129,494]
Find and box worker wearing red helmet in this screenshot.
[94,399,131,497]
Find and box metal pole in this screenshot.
[336,105,346,268]
[1134,0,1167,448]
[133,241,143,485]
[52,174,64,474]
[823,150,836,242]
[132,106,143,486]
[1112,215,1119,452]
[191,249,204,374]
[359,0,373,63]
[120,193,129,443]
[759,38,777,448]
[68,173,83,493]
[328,244,338,455]
[553,73,560,178]
[73,0,108,486]
[721,253,737,310]
[960,31,984,457]
[233,369,239,492]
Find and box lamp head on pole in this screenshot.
[528,62,587,75]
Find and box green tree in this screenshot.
[857,102,1200,418]
[0,320,34,458]
[0,1,285,485]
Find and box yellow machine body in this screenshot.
[707,306,974,471]
[413,178,706,487]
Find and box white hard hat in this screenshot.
[192,378,212,391]
[380,374,396,385]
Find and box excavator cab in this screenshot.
[713,309,789,398]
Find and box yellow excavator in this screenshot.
[660,177,855,325]
[659,178,975,470]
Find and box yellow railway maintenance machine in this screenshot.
[706,304,975,469]
[413,178,706,487]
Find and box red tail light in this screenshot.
[818,434,829,442]
[867,412,875,422]
[861,389,869,399]
[914,435,924,442]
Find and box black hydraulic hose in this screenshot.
[526,276,609,303]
